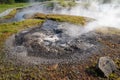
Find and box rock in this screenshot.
[98,56,117,77]
[15,30,29,45]
[14,46,27,57]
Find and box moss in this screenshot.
[47,14,86,25]
[109,73,119,80]
[33,13,91,25]
[109,73,118,80]
[114,59,120,70]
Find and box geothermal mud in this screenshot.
[5,20,105,64]
[4,0,120,64]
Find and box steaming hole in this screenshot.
[14,20,100,59]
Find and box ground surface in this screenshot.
[0,3,120,80]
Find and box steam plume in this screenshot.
[15,0,120,36]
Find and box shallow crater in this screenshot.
[6,20,103,64]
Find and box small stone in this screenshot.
[98,56,117,77]
[14,46,26,53]
[14,46,27,57]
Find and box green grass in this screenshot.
[0,3,29,13]
[0,19,44,36]
[47,14,86,25]
[0,19,44,48]
[0,9,17,19]
[0,19,44,79]
[0,11,91,79]
[33,13,92,25]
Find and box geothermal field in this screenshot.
[0,0,120,80]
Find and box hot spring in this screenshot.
[5,0,120,64]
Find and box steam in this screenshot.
[58,23,84,38]
[14,0,120,36]
[5,0,120,64]
[56,0,120,32]
[53,0,120,37]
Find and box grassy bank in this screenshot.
[0,19,44,79]
[33,13,92,25]
[0,19,44,54]
[1,9,17,19]
[0,3,28,13]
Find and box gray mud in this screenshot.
[5,20,104,64]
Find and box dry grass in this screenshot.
[96,27,120,35]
